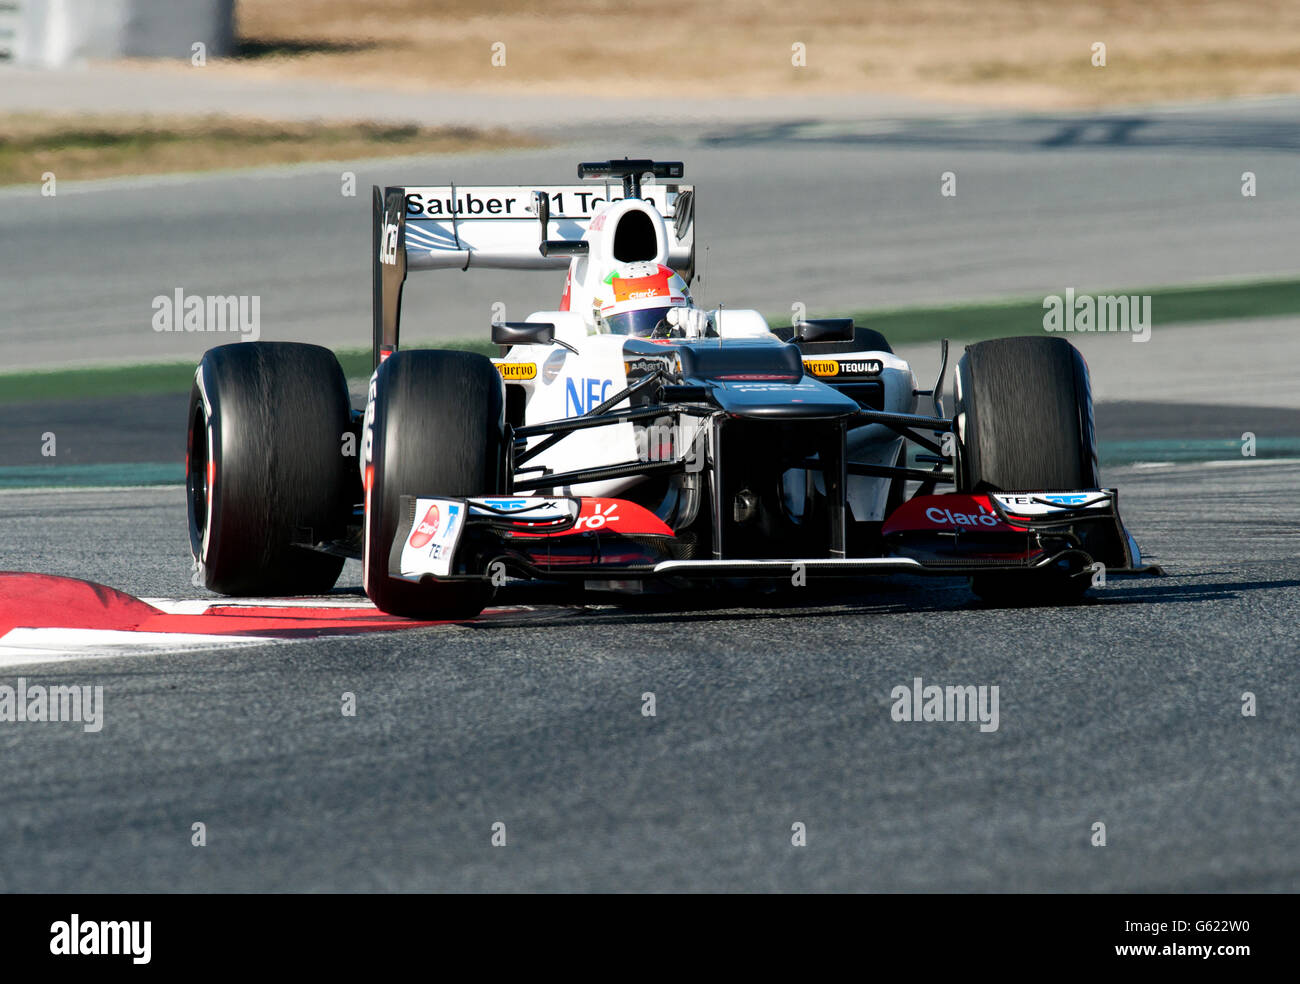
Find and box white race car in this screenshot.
[186,158,1157,617]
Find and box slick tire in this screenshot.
[187,342,352,596]
[953,336,1098,604]
[362,349,505,619]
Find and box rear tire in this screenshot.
[362,350,505,618]
[954,336,1098,603]
[187,342,352,596]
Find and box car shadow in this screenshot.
[459,571,1300,628]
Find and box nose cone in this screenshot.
[710,378,861,419]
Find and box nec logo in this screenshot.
[565,377,614,416]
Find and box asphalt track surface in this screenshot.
[1,457,1298,892]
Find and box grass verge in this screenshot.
[0,113,538,187]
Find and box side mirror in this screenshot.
[492,321,555,346]
[794,318,855,343]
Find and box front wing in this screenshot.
[390,490,1160,584]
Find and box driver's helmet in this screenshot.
[592,262,691,337]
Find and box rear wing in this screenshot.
[371,182,696,368]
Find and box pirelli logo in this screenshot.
[804,359,883,377]
[495,362,537,380]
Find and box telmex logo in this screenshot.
[409,504,441,548]
[496,362,537,380]
[804,360,838,377]
[479,498,531,510]
[996,492,1101,510]
[926,507,1001,528]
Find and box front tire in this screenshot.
[954,336,1098,603]
[187,342,352,595]
[362,350,505,618]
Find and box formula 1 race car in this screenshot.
[186,158,1158,617]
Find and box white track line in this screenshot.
[0,628,279,667]
[142,597,377,614]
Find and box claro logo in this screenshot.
[409,504,441,548]
[926,506,1001,528]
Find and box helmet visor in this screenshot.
[604,306,676,338]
